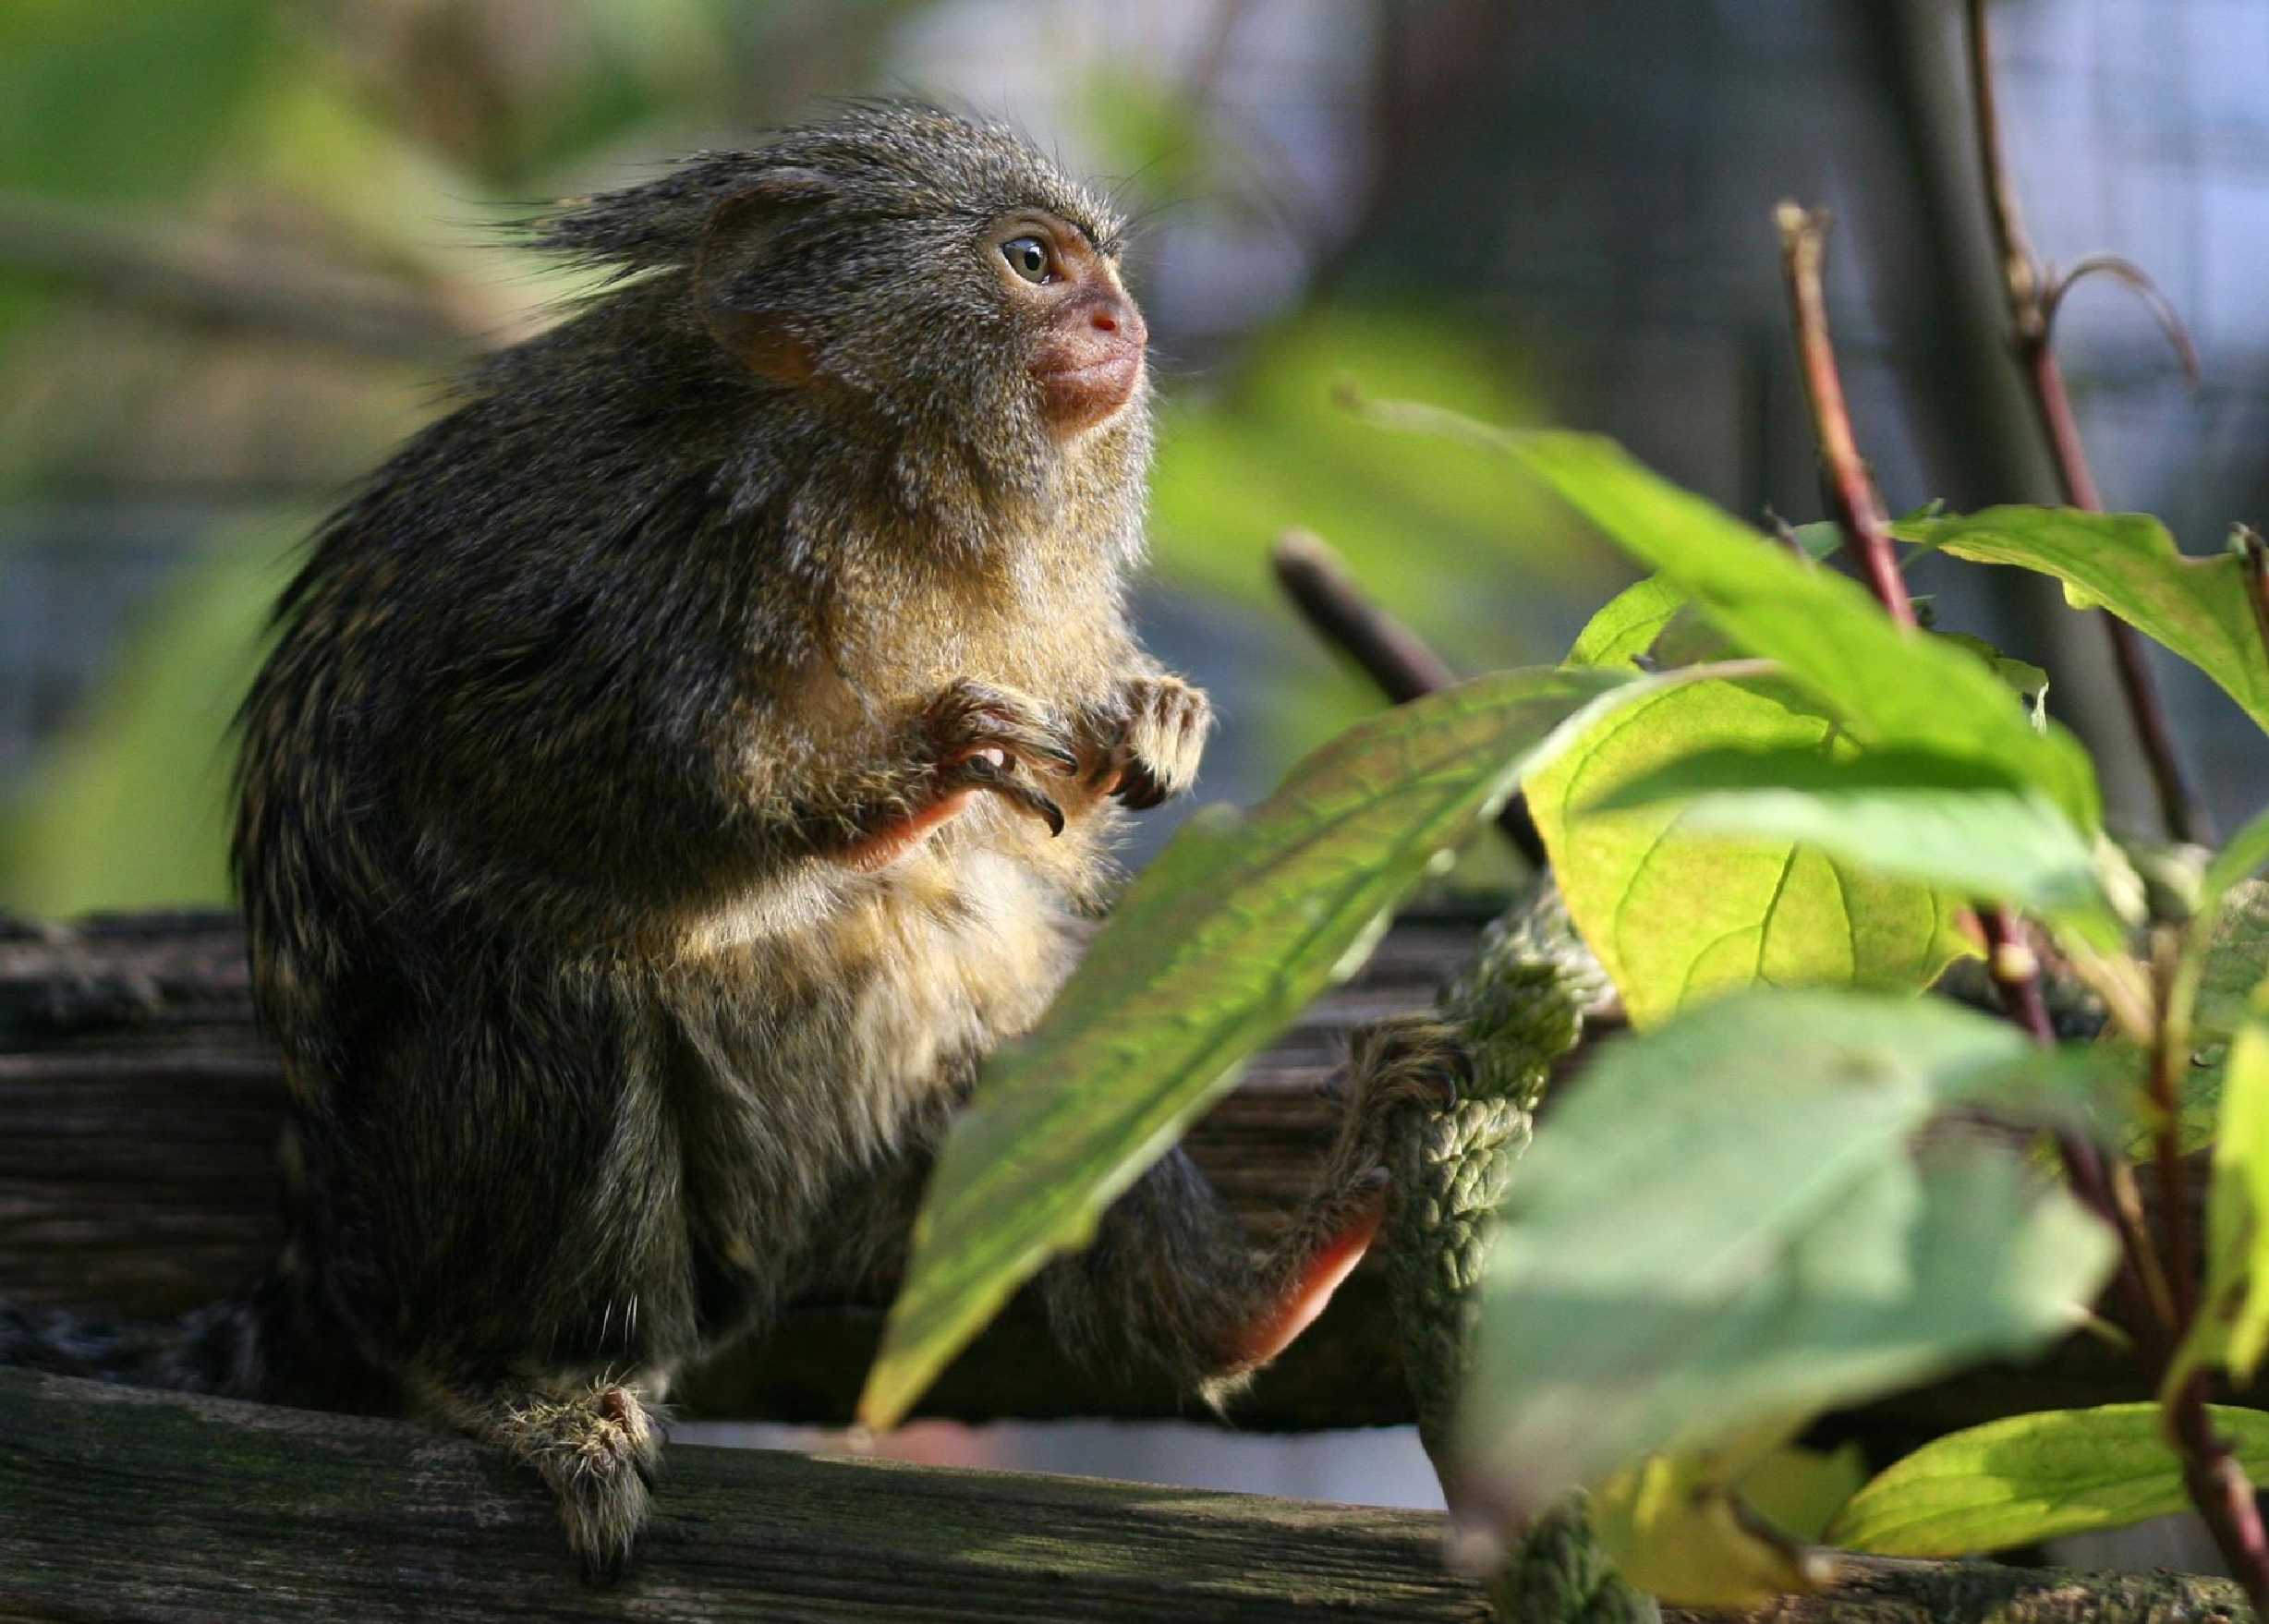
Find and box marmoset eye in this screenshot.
[1001,236,1052,283]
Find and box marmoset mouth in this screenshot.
[1034,350,1144,433]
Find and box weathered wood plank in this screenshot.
[0,1367,1489,1622]
[0,1370,2245,1624]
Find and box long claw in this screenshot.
[959,755,1065,836]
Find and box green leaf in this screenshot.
[2205,809,2269,918]
[857,667,1652,1430]
[1826,1403,2269,1556]
[2170,980,2269,1392]
[1524,676,1974,1026]
[1461,991,2116,1516]
[1899,507,2269,736]
[1937,633,2050,732]
[2196,880,2269,1047]
[1567,525,1842,673]
[1593,1438,1839,1608]
[1568,575,1688,670]
[1358,406,2103,831]
[1588,745,2124,949]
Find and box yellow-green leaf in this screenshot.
[1827,1402,2269,1556]
[1899,507,2269,736]
[1525,676,1973,1026]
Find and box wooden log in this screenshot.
[0,909,2170,1446]
[0,1368,2244,1624]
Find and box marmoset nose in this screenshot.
[1091,299,1147,348]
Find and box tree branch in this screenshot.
[1270,528,1547,867]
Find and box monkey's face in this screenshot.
[983,211,1148,440]
[667,105,1146,491]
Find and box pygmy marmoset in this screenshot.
[1,103,1430,1572]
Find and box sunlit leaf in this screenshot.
[1568,575,1687,671]
[1594,1439,1839,1609]
[1525,676,1973,1026]
[1358,408,2104,832]
[1589,744,2124,950]
[1461,991,2116,1517]
[1740,1440,1869,1545]
[1900,507,2269,736]
[858,667,1653,1429]
[1826,1402,2269,1556]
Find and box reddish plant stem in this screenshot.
[1270,528,1547,867]
[1777,200,2199,1496]
[1776,204,1917,630]
[2147,937,2201,1330]
[1965,8,2264,1595]
[1979,905,2175,1351]
[1964,0,2208,847]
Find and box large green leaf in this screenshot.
[1899,508,2269,735]
[1589,745,2125,950]
[856,667,1652,1429]
[1524,677,1974,1026]
[1460,991,2116,1516]
[1360,407,2103,832]
[1826,1403,2269,1556]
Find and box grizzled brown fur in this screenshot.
[2,103,1422,1573]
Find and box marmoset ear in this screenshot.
[694,168,834,384]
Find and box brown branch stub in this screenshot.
[1269,528,1546,867]
[1272,528,1461,703]
[1774,202,1915,629]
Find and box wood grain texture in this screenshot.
[0,1369,2244,1624]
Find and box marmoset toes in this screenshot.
[534,1383,663,1582]
[1099,673,1211,809]
[924,679,1079,836]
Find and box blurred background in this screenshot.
[1,0,2261,1530]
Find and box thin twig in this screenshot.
[1775,197,2193,1461]
[1775,204,1916,628]
[1966,17,2265,1597]
[1980,904,2178,1351]
[1270,529,1546,866]
[2171,1376,2269,1613]
[2045,255,2202,388]
[1963,0,2208,845]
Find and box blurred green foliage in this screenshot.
[2,513,299,913]
[0,0,1607,915]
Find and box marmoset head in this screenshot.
[539,102,1147,467]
